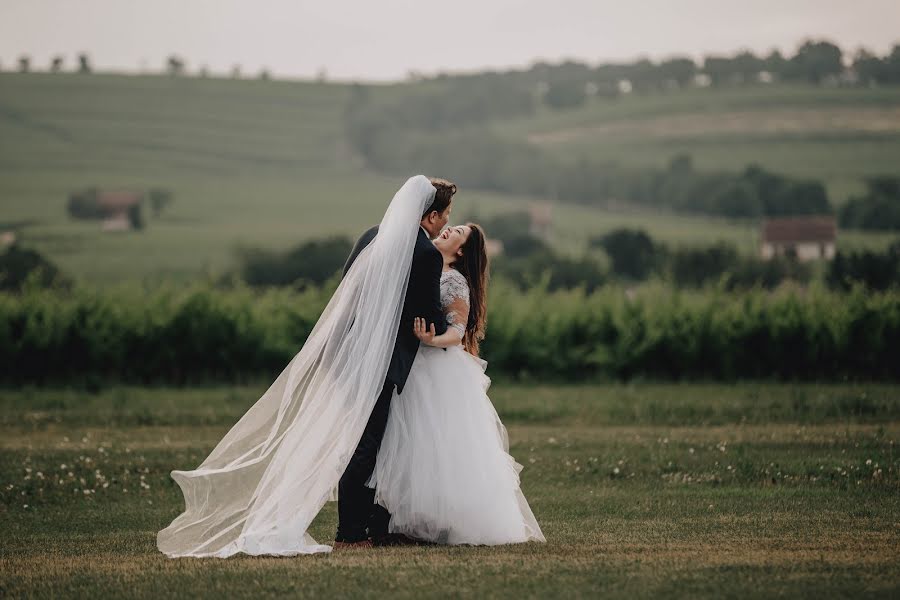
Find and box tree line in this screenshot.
[7,38,900,91]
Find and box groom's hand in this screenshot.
[413,317,436,345]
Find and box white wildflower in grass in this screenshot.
[866,459,872,465]
[547,437,557,444]
[613,467,620,475]
[689,448,695,454]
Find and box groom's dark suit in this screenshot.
[335,225,448,543]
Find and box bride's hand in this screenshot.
[413,317,436,344]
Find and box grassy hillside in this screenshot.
[0,74,897,284]
[494,85,900,202]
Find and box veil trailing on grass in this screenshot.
[157,175,436,557]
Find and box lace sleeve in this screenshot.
[441,270,470,339]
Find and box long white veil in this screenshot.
[157,175,437,557]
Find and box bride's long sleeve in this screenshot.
[444,296,469,341]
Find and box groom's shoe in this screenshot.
[333,539,373,550]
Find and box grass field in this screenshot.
[1,74,898,284]
[1,383,898,598]
[495,85,900,203]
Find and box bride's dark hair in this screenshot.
[453,223,489,356]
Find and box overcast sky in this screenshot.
[1,1,898,81]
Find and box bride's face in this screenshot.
[433,225,472,259]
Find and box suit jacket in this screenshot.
[343,225,448,393]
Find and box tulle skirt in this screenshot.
[369,345,545,545]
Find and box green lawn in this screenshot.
[1,383,898,598]
[1,75,897,285]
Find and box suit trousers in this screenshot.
[335,379,394,542]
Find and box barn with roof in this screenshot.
[760,216,836,261]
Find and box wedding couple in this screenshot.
[158,176,544,557]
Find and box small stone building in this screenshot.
[760,216,836,261]
[96,191,142,232]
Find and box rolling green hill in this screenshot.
[494,84,900,202]
[0,73,897,284]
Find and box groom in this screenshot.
[334,177,457,549]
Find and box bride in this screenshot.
[370,223,544,545]
[157,176,542,557]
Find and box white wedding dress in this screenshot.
[369,269,545,545]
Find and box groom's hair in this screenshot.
[423,177,457,218]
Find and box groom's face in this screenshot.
[423,204,452,239]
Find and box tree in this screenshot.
[658,57,696,87]
[886,44,900,84]
[763,50,787,78]
[78,53,92,74]
[839,176,900,231]
[592,229,660,280]
[703,55,733,85]
[853,48,887,85]
[166,55,186,77]
[544,80,586,110]
[789,40,843,83]
[18,55,30,73]
[127,203,144,230]
[238,237,353,288]
[732,51,764,81]
[0,245,68,291]
[50,56,64,73]
[148,188,174,217]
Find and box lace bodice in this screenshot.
[440,269,470,339]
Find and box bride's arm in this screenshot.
[413,317,462,348]
[413,295,468,348]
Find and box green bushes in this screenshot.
[2,283,898,385]
[839,176,900,231]
[236,236,352,288]
[0,283,329,385]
